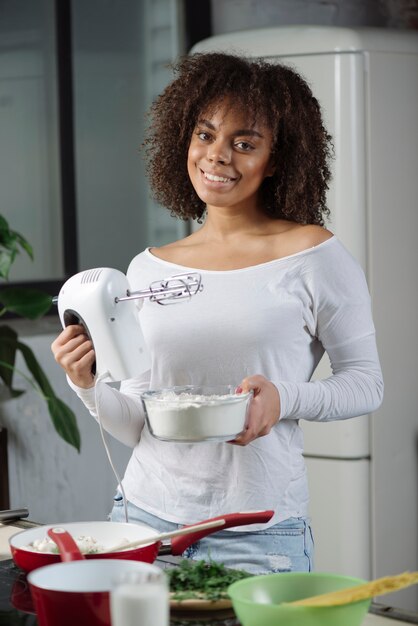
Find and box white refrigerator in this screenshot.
[193,26,418,611]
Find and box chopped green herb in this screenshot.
[168,559,251,602]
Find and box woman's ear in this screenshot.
[264,157,276,178]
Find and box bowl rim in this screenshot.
[227,571,370,609]
[141,385,253,404]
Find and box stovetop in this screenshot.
[3,557,418,626]
[0,559,37,625]
[0,558,240,626]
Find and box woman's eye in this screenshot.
[235,141,253,151]
[197,131,211,141]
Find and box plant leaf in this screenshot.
[0,216,33,279]
[0,327,25,395]
[0,249,16,280]
[0,215,33,255]
[15,340,55,397]
[0,287,52,319]
[47,396,81,452]
[0,215,80,450]
[16,340,81,451]
[0,325,17,386]
[14,232,33,259]
[0,215,9,232]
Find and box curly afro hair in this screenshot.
[144,52,333,225]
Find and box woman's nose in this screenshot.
[207,141,231,164]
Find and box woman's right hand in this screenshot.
[51,325,96,389]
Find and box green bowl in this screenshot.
[228,572,371,626]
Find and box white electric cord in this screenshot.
[94,372,129,523]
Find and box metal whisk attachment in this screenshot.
[115,272,203,305]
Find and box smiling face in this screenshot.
[187,100,275,214]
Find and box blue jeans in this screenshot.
[110,494,314,575]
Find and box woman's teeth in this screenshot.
[204,172,233,183]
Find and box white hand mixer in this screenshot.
[54,268,203,382]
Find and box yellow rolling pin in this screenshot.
[286,571,418,607]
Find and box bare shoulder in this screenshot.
[294,224,334,247]
[271,223,334,257]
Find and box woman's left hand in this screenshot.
[229,374,281,446]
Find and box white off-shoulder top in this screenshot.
[69,236,383,530]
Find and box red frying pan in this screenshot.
[10,510,274,572]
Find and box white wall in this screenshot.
[210,0,417,34]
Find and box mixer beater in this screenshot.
[115,272,203,305]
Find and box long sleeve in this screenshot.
[276,244,384,422]
[276,333,383,421]
[67,372,150,447]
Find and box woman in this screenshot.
[51,52,383,574]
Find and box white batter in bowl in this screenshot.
[141,385,252,442]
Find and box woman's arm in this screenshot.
[277,241,384,421]
[52,324,149,447]
[66,375,150,447]
[234,240,383,444]
[276,332,383,422]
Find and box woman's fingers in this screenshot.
[51,326,95,388]
[229,375,281,446]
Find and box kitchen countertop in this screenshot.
[0,522,24,560]
[1,522,417,626]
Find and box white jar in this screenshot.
[110,569,169,626]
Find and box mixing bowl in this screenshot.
[228,572,371,626]
[141,385,252,442]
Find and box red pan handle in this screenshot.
[47,527,85,562]
[169,510,274,556]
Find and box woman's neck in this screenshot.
[198,205,275,242]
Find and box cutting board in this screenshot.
[0,523,20,560]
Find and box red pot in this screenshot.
[27,558,161,626]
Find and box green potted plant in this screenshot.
[0,215,80,451]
